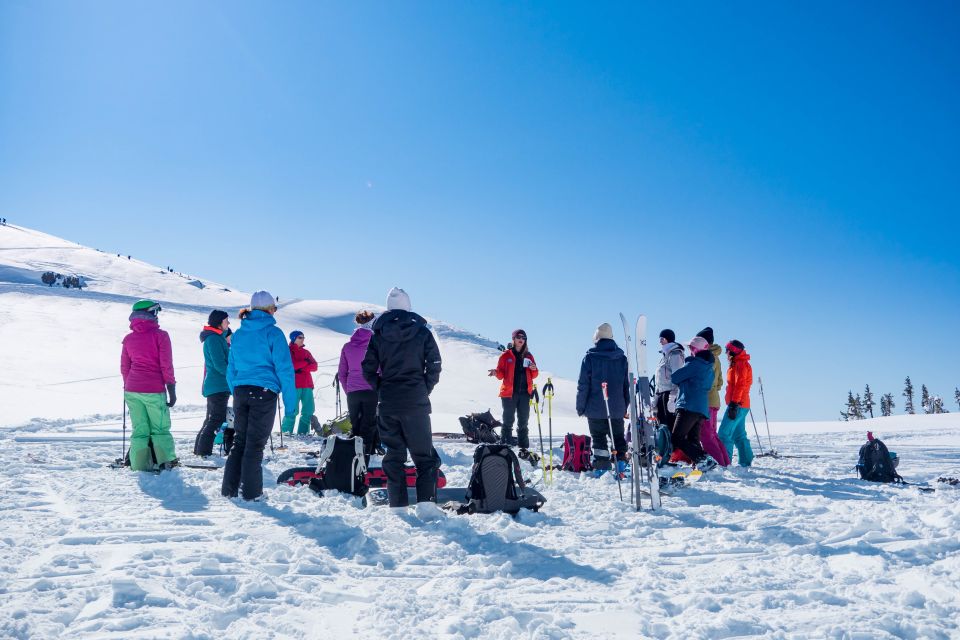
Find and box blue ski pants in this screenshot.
[718,406,754,467]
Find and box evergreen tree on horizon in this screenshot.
[863,384,875,419]
[903,377,915,414]
[921,384,931,414]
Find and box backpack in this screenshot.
[464,444,528,514]
[561,434,593,472]
[458,410,502,444]
[314,413,352,437]
[308,435,368,496]
[856,437,904,483]
[654,423,673,468]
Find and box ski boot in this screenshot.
[695,455,718,473]
[614,460,628,480]
[592,455,613,478]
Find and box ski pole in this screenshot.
[601,382,624,502]
[121,396,127,464]
[759,377,774,451]
[544,378,554,484]
[530,385,547,482]
[276,398,287,451]
[748,409,765,456]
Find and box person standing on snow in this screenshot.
[718,339,754,467]
[696,327,731,467]
[221,291,297,501]
[669,336,719,471]
[575,323,630,473]
[194,310,232,457]
[338,310,382,458]
[120,299,178,471]
[487,329,539,460]
[281,331,318,435]
[654,329,685,428]
[361,288,442,511]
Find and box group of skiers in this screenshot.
[119,286,755,506]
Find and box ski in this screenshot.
[620,312,660,510]
[635,314,661,509]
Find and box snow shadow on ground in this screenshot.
[137,470,209,513]
[422,517,609,583]
[239,501,395,568]
[749,469,888,501]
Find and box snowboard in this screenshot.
[277,465,447,489]
[621,312,661,511]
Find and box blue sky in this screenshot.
[2,1,958,419]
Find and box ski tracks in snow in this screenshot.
[1,425,959,639]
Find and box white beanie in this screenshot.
[593,322,613,344]
[250,290,275,310]
[386,287,412,312]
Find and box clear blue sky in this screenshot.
[2,1,958,420]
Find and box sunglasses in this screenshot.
[514,336,526,341]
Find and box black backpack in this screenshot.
[459,410,502,444]
[464,444,527,514]
[308,435,368,496]
[856,437,903,483]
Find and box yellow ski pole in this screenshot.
[530,384,548,482]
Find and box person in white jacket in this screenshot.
[654,329,685,427]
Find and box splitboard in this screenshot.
[364,486,547,514]
[277,465,447,488]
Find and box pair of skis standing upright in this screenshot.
[619,312,662,511]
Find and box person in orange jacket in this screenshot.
[487,329,538,459]
[281,330,318,435]
[717,339,754,466]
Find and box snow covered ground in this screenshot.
[2,223,959,639]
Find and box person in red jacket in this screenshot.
[281,330,318,435]
[487,329,538,459]
[717,339,754,466]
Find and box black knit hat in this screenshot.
[659,329,676,343]
[208,310,228,327]
[696,326,715,345]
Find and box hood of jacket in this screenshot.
[587,338,625,359]
[373,309,428,343]
[349,327,373,347]
[710,343,722,357]
[199,326,223,343]
[694,349,715,364]
[239,309,278,332]
[129,316,159,333]
[730,351,751,364]
[660,341,683,356]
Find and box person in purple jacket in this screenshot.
[338,310,382,458]
[120,299,178,471]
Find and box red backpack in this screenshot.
[562,434,593,472]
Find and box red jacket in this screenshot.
[724,352,752,408]
[494,349,538,398]
[289,344,318,389]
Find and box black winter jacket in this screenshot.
[576,338,630,419]
[361,310,442,415]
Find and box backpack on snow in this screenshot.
[464,444,528,514]
[561,434,593,472]
[308,435,368,496]
[459,410,502,444]
[313,413,352,437]
[856,437,904,483]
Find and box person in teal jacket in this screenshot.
[194,310,232,457]
[221,291,297,501]
[669,336,719,471]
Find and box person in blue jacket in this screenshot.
[221,291,297,501]
[575,323,630,473]
[670,336,719,471]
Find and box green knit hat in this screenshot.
[132,299,162,313]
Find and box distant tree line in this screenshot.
[841,377,956,420]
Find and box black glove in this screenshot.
[726,402,740,421]
[295,368,303,374]
[166,384,177,408]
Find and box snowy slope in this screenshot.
[0,223,579,428]
[2,223,959,639]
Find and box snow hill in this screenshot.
[0,222,581,429]
[1,223,959,639]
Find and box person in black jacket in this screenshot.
[361,288,442,509]
[575,322,630,473]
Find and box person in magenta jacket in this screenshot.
[281,330,318,435]
[338,310,380,456]
[120,299,178,471]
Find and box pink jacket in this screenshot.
[121,318,176,393]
